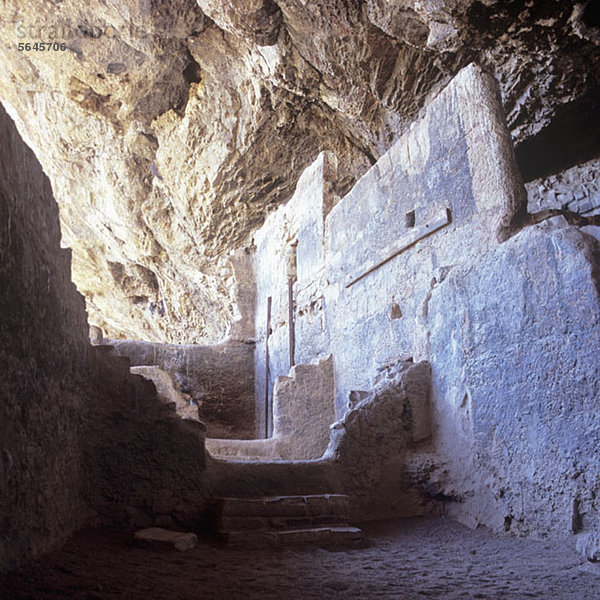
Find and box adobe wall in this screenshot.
[323,63,525,413]
[252,63,600,536]
[427,218,600,536]
[253,152,338,436]
[110,338,255,439]
[0,104,208,572]
[0,101,92,571]
[255,63,526,417]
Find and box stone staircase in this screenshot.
[215,494,362,548]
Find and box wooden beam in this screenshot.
[346,208,452,288]
[264,296,272,438]
[288,278,295,369]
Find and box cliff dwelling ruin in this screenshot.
[1,1,600,598]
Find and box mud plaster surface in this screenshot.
[1,517,599,600]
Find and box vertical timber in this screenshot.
[264,296,272,438]
[288,278,295,369]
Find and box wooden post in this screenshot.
[288,278,295,369]
[264,296,272,438]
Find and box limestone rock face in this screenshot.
[0,0,597,342]
[195,0,282,45]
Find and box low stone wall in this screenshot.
[327,360,433,521]
[273,356,335,460]
[109,339,256,439]
[206,359,436,522]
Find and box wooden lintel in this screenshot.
[345,208,452,288]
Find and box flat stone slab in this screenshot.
[579,562,600,577]
[224,526,362,548]
[220,513,350,531]
[134,528,198,552]
[217,494,350,518]
[205,437,281,460]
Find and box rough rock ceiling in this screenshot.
[0,0,598,343]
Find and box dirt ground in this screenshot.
[1,517,599,600]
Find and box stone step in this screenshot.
[205,437,281,461]
[217,494,350,520]
[215,495,361,547]
[223,526,362,548]
[219,513,350,531]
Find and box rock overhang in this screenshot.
[0,0,597,343]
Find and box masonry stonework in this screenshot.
[0,105,209,572]
[248,63,600,537]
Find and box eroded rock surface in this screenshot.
[0,0,597,342]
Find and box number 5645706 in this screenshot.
[17,42,67,51]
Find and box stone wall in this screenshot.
[129,365,200,421]
[323,63,525,414]
[526,157,600,217]
[253,152,338,436]
[327,360,433,521]
[427,219,600,536]
[255,63,526,416]
[0,101,92,572]
[250,63,600,537]
[273,356,335,460]
[109,339,255,439]
[0,104,208,572]
[206,355,335,460]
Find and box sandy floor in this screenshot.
[1,517,599,599]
